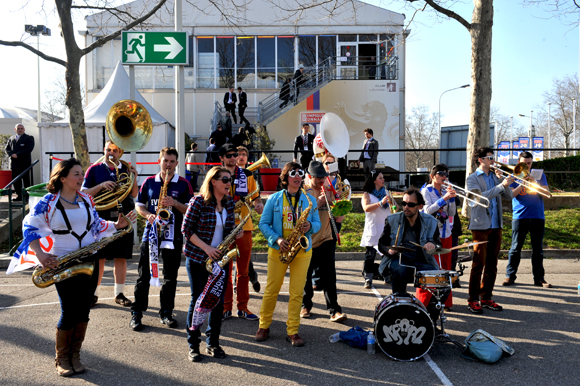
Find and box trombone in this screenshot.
[492,161,552,198]
[442,181,490,209]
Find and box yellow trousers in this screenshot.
[259,248,311,335]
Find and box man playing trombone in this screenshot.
[502,151,551,288]
[465,147,513,314]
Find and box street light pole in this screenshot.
[24,25,51,123]
[438,84,470,132]
[574,99,577,156]
[518,112,534,150]
[548,103,551,159]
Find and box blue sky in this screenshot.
[0,0,577,129]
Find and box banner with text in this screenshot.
[512,141,520,159]
[532,137,544,161]
[498,141,511,164]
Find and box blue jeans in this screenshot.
[506,218,545,282]
[186,258,227,349]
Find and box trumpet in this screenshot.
[492,161,552,198]
[442,181,490,208]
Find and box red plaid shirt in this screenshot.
[182,195,235,264]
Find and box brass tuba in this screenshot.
[279,188,313,264]
[93,100,153,211]
[31,202,133,288]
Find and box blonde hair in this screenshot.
[199,166,231,205]
[321,153,336,163]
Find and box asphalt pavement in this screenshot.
[1,255,579,386]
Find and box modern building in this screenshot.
[84,0,408,177]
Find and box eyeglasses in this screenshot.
[224,153,238,159]
[435,171,449,177]
[401,201,419,208]
[482,156,494,160]
[288,169,305,178]
[324,161,335,166]
[215,177,233,184]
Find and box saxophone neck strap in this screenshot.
[54,196,92,248]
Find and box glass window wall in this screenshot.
[257,36,276,88]
[236,36,255,89]
[298,35,316,67]
[217,36,235,88]
[197,37,215,88]
[277,36,294,85]
[318,35,336,64]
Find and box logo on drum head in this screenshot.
[382,318,427,346]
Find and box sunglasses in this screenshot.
[481,156,494,160]
[324,161,335,166]
[288,169,305,178]
[224,153,238,159]
[435,171,449,177]
[401,201,419,208]
[215,177,233,184]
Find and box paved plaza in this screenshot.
[1,256,579,386]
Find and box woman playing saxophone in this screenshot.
[255,162,321,347]
[181,166,239,362]
[9,158,135,377]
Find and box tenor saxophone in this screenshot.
[31,201,133,288]
[234,188,259,221]
[157,169,171,221]
[279,188,313,264]
[205,200,252,273]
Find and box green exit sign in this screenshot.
[122,31,189,65]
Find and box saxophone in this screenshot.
[234,188,259,221]
[157,169,171,221]
[205,200,252,273]
[31,202,133,288]
[279,188,313,264]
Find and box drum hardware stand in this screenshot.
[425,286,465,349]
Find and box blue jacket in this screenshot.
[259,189,321,252]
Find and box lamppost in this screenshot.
[548,103,551,159]
[573,99,577,156]
[24,25,51,123]
[438,84,470,132]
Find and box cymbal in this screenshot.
[388,245,415,253]
[426,248,452,255]
[449,241,488,251]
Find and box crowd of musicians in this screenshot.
[15,134,552,375]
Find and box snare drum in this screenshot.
[414,270,452,289]
[373,294,435,361]
[448,271,459,286]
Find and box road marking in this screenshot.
[369,284,454,386]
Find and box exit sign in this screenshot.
[122,31,189,65]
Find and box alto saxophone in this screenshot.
[205,200,252,273]
[31,201,133,288]
[279,188,313,264]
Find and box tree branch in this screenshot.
[423,0,472,30]
[82,0,168,56]
[0,39,67,67]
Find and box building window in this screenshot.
[318,35,336,64]
[197,37,215,89]
[298,35,316,67]
[277,36,294,85]
[236,36,255,89]
[338,34,357,42]
[359,34,378,43]
[257,36,276,88]
[217,36,235,88]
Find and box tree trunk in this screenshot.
[56,0,91,170]
[462,0,493,217]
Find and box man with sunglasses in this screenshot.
[377,187,447,322]
[219,144,263,321]
[465,146,513,314]
[300,161,347,323]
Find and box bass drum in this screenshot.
[373,294,435,361]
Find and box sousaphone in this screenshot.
[94,100,153,210]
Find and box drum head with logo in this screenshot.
[374,294,435,361]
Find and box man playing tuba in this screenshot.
[82,140,138,308]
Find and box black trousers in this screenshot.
[303,239,341,316]
[11,163,31,198]
[225,104,237,123]
[132,240,182,315]
[239,106,250,125]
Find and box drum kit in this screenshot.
[373,241,486,361]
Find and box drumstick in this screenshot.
[393,223,401,247]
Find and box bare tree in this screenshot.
[0,0,168,169]
[405,105,440,171]
[490,106,527,145]
[42,72,86,122]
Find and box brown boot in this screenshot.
[55,328,74,377]
[70,322,89,374]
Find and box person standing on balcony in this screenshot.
[279,78,291,109]
[5,123,35,202]
[293,123,315,171]
[238,87,250,126]
[223,86,238,124]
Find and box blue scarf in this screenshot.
[371,187,389,209]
